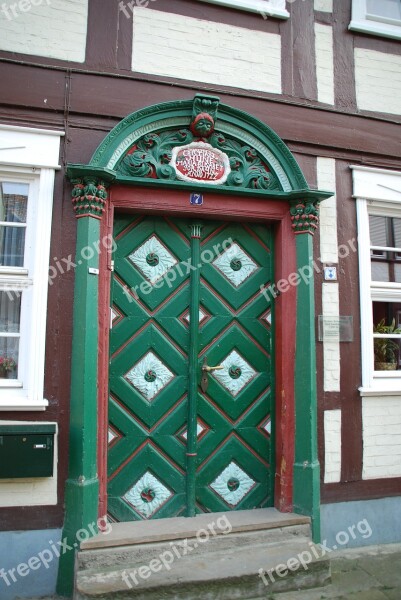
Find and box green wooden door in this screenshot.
[107,215,274,521]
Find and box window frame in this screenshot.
[353,165,401,396]
[196,0,290,19]
[349,0,401,41]
[0,125,63,411]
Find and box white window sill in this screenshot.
[349,19,401,41]
[359,387,401,397]
[197,0,289,19]
[0,398,48,411]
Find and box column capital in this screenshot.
[71,177,108,220]
[67,164,116,220]
[290,199,320,235]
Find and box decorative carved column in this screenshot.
[57,171,115,596]
[290,199,321,542]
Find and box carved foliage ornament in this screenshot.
[71,178,108,219]
[290,200,320,235]
[117,129,280,191]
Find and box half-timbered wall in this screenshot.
[0,3,401,593]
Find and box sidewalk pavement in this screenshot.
[17,542,401,600]
[254,542,401,600]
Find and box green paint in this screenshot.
[107,217,275,520]
[117,128,282,191]
[108,216,190,521]
[196,222,275,512]
[67,94,331,204]
[57,216,102,597]
[187,224,202,517]
[293,232,321,542]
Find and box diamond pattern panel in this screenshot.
[196,222,274,512]
[212,350,256,397]
[129,234,178,284]
[108,216,190,521]
[125,351,174,401]
[213,242,258,287]
[210,461,255,507]
[123,471,173,518]
[109,217,274,520]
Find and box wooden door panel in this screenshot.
[108,215,274,520]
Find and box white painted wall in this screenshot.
[322,283,341,392]
[314,24,335,105]
[355,49,401,115]
[324,409,341,483]
[314,0,333,12]
[318,157,340,392]
[0,422,58,507]
[0,0,88,63]
[363,397,401,479]
[318,158,338,264]
[132,8,282,94]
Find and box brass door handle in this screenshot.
[200,357,223,392]
[202,365,223,372]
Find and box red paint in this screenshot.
[97,205,113,520]
[274,212,296,512]
[175,144,226,182]
[97,185,296,518]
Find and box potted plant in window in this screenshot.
[374,318,401,370]
[0,356,17,378]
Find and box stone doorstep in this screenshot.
[80,508,311,550]
[77,524,311,571]
[75,536,330,599]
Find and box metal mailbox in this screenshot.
[0,424,56,478]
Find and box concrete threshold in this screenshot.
[81,508,310,550]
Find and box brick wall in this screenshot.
[314,23,335,105]
[324,409,341,483]
[131,7,282,94]
[0,0,88,62]
[362,397,401,479]
[355,49,401,115]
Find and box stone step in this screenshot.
[75,536,330,600]
[74,510,330,599]
[80,508,310,551]
[78,524,310,570]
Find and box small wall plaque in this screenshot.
[170,142,231,185]
[318,316,353,342]
[324,266,337,281]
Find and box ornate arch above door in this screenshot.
[67,93,331,213]
[58,93,333,596]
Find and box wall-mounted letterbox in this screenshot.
[0,424,56,478]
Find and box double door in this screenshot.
[107,215,274,520]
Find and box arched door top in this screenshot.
[67,94,331,204]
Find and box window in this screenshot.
[353,166,401,394]
[0,125,63,410]
[350,0,401,40]
[0,181,29,383]
[196,0,289,19]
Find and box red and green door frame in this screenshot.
[57,95,332,595]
